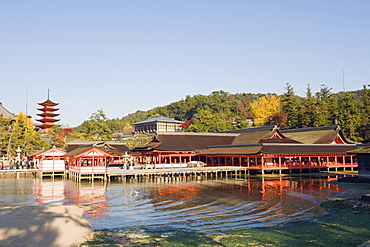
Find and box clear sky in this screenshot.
[1,1,370,127]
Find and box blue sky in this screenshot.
[1,1,370,127]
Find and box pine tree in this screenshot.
[281,83,301,129]
[300,84,316,128]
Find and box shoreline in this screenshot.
[0,205,94,247]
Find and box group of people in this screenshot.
[0,159,38,170]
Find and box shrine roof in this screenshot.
[281,125,356,144]
[201,143,359,156]
[29,147,66,157]
[218,125,300,144]
[133,116,184,125]
[348,145,370,154]
[66,141,134,155]
[133,132,238,152]
[0,103,14,119]
[64,146,113,157]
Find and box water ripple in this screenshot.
[0,177,349,231]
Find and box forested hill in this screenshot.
[74,84,370,142]
[121,90,265,129]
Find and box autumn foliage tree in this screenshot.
[250,94,281,126]
[0,112,48,157]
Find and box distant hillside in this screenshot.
[73,85,370,142]
[121,90,268,124]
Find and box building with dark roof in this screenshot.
[348,146,370,178]
[133,125,362,172]
[133,116,184,134]
[280,125,356,144]
[132,132,238,168]
[0,102,14,119]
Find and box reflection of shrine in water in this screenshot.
[65,181,108,215]
[0,176,352,231]
[34,180,66,204]
[32,179,108,215]
[138,177,349,231]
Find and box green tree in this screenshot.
[335,92,361,141]
[72,109,112,141]
[358,85,370,141]
[281,83,301,129]
[185,110,234,132]
[300,85,316,128]
[0,112,48,157]
[313,84,338,127]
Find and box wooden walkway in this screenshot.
[0,164,357,181]
[106,166,248,181]
[0,169,38,178]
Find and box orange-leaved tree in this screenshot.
[250,94,281,127]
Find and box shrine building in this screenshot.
[133,125,363,173]
[0,102,14,119]
[133,116,184,134]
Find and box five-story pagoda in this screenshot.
[36,95,60,133]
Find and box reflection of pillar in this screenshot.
[261,176,266,202]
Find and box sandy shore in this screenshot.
[0,205,93,247]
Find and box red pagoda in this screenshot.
[36,95,60,133]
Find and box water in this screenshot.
[0,176,350,232]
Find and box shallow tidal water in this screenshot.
[0,176,351,232]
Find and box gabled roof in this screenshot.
[0,103,14,119]
[133,116,184,125]
[281,125,356,144]
[201,143,359,156]
[133,132,238,152]
[66,141,134,155]
[29,148,66,157]
[220,125,300,145]
[64,146,113,157]
[348,145,370,154]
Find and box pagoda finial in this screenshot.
[48,89,50,99]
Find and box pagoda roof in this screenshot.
[38,99,59,106]
[36,118,60,123]
[37,107,59,112]
[37,123,59,128]
[37,112,60,117]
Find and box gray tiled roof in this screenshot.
[0,103,14,118]
[133,116,184,125]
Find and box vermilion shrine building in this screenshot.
[134,125,361,173]
[133,132,238,168]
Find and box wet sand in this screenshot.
[0,205,93,247]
